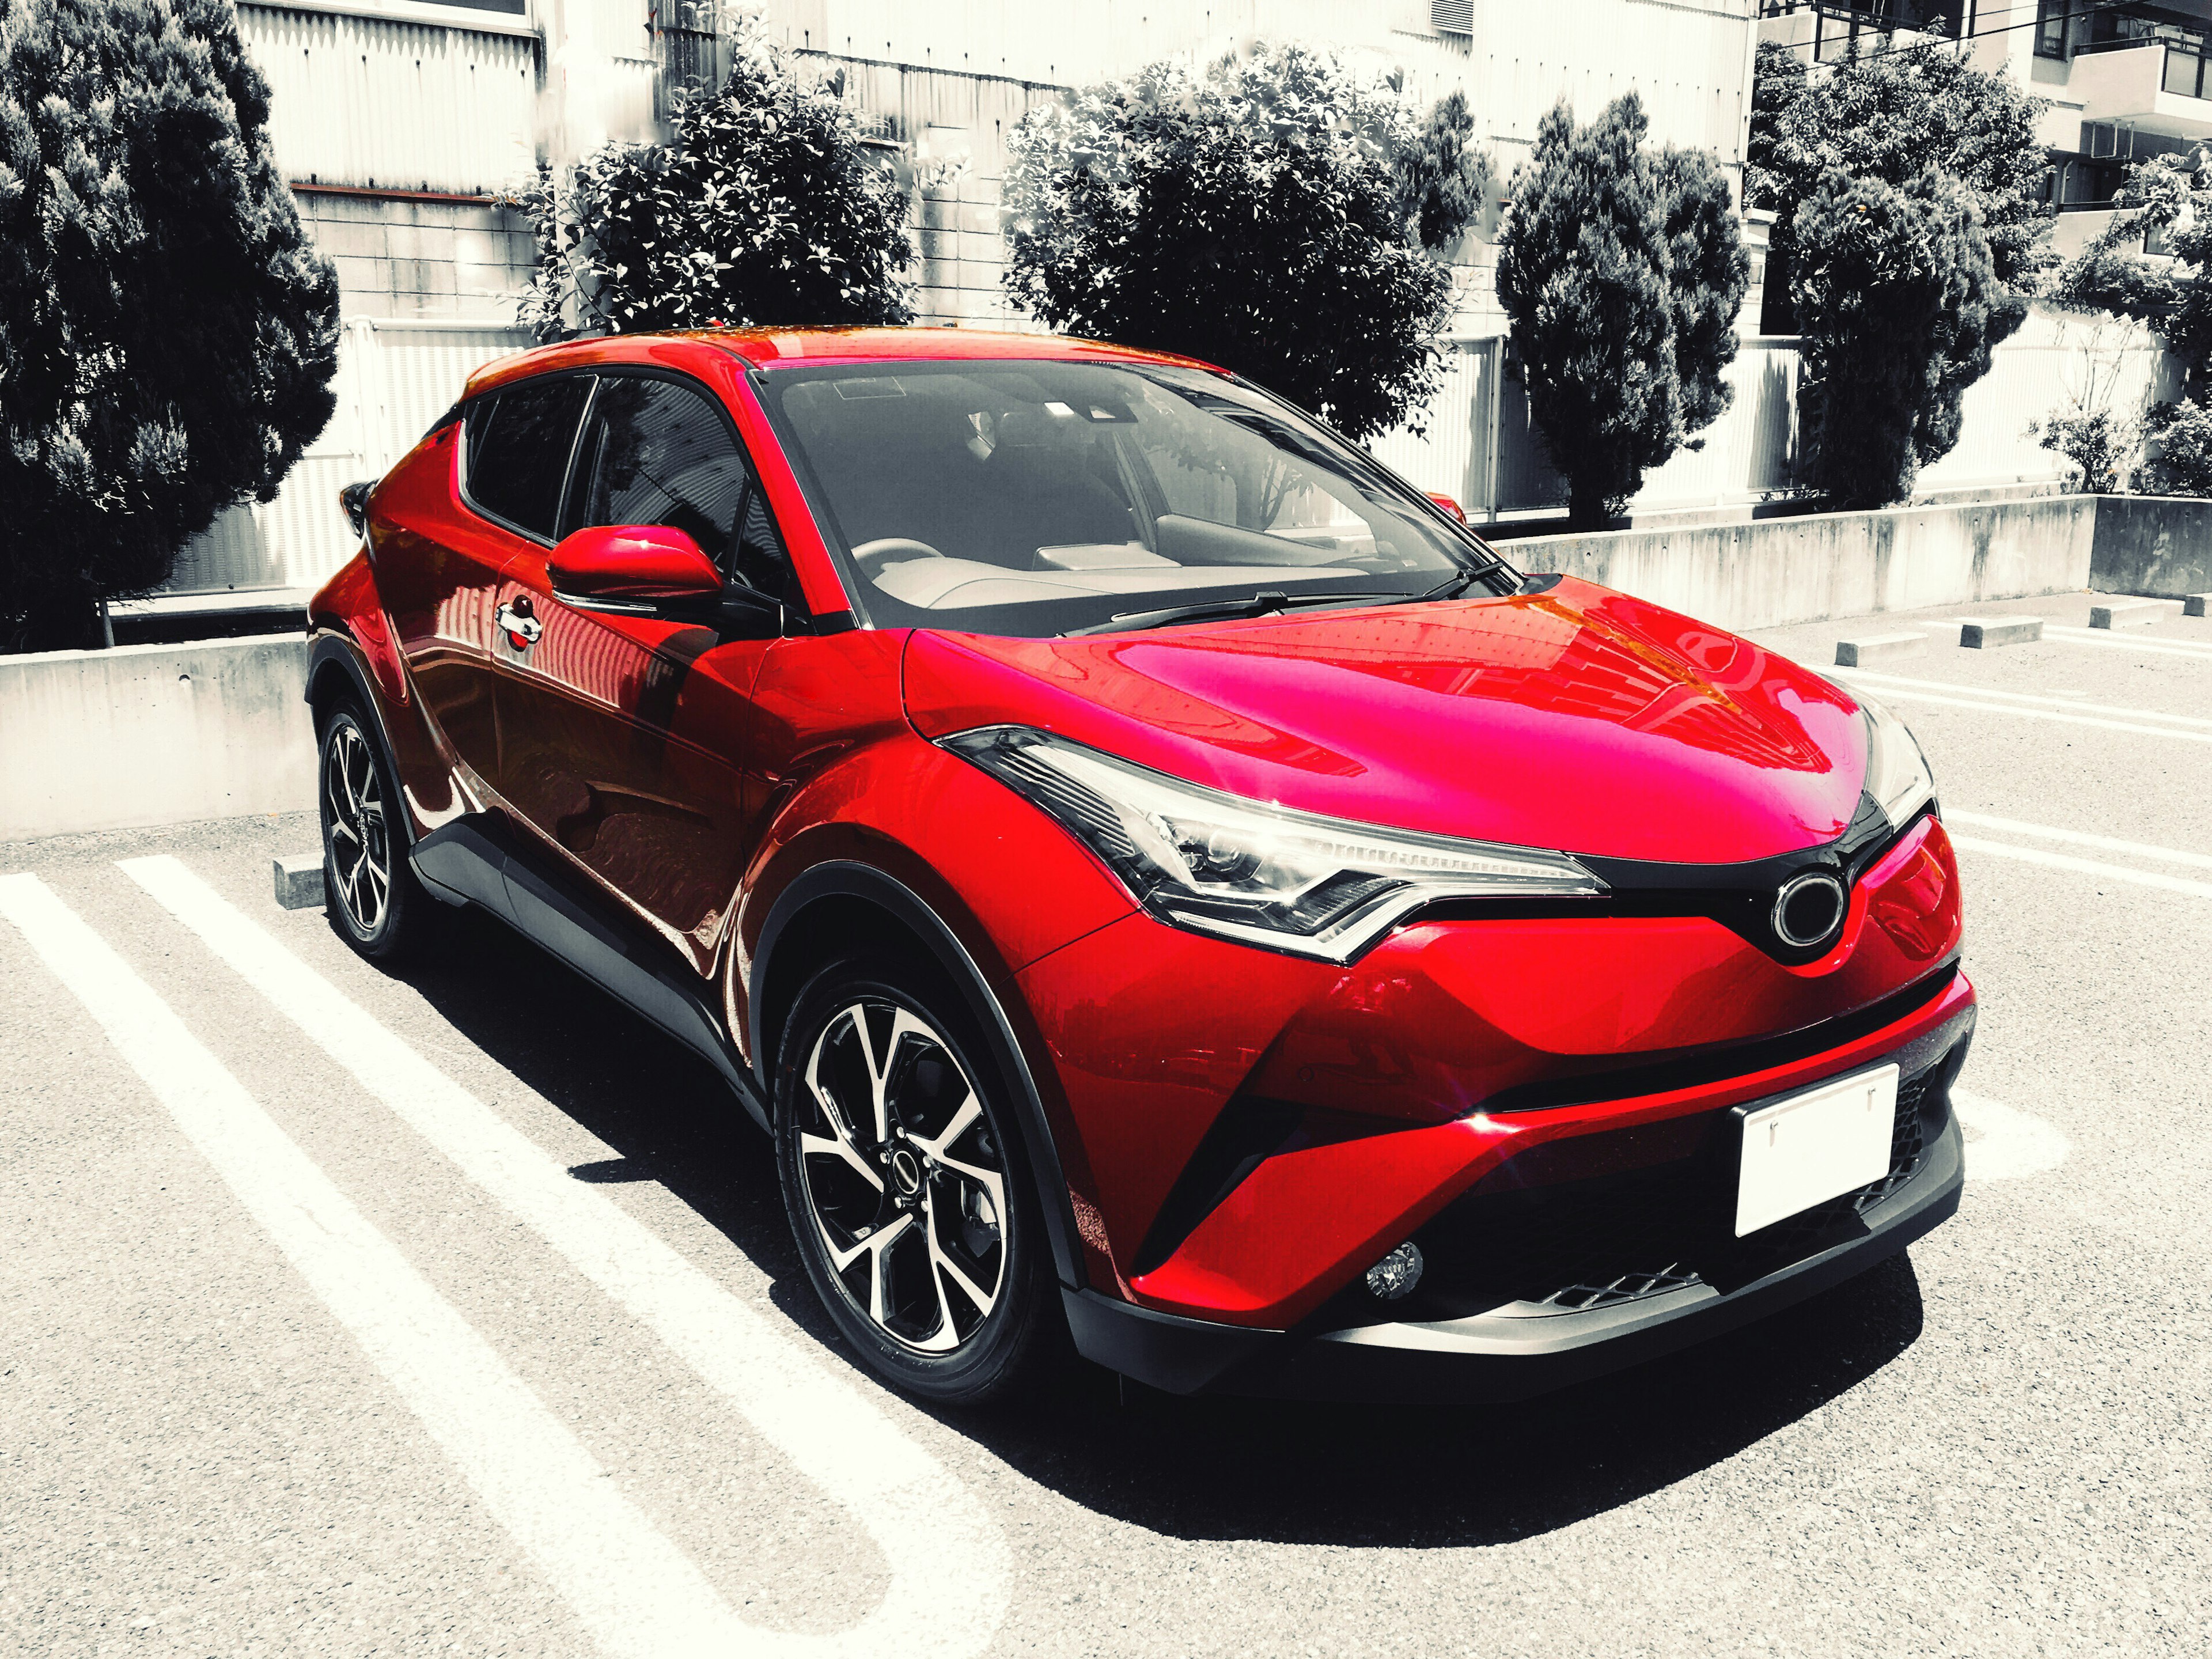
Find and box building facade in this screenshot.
[179,0,2152,593]
[176,0,1764,595]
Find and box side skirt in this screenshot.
[411,815,770,1131]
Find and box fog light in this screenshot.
[1363,1241,1424,1301]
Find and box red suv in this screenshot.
[310,327,1972,1405]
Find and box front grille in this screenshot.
[1535,1262,1703,1312]
[1349,1043,1961,1328]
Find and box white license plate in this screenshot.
[1734,1065,1899,1237]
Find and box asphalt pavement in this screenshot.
[3,588,2207,1658]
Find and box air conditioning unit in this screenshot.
[1432,0,1474,35]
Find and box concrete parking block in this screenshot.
[2186,594,2209,617]
[1959,616,2044,649]
[2089,597,2183,628]
[1835,633,1927,666]
[273,853,324,911]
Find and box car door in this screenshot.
[493,369,789,969]
[382,372,592,796]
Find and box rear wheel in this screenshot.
[317,701,434,960]
[775,952,1059,1403]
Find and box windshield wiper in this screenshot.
[1415,566,1491,603]
[1062,589,1408,637]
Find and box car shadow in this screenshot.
[376,904,1930,1550]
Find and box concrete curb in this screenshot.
[1835,634,1927,666]
[274,852,325,910]
[2090,597,2182,629]
[1957,617,2044,649]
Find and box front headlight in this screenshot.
[1859,691,1937,827]
[942,726,1607,962]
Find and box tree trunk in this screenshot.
[6,588,105,654]
[1567,476,1613,533]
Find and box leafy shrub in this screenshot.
[2028,408,2138,494]
[2138,399,2212,496]
[1494,94,1749,527]
[1790,166,2001,509]
[0,0,340,651]
[514,20,915,340]
[1001,43,1479,444]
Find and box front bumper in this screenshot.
[1062,1002,1971,1402]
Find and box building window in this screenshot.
[1431,0,1474,37]
[2036,0,2069,58]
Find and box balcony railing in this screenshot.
[2073,36,2212,102]
[2164,43,2212,101]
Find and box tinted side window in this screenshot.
[566,376,788,594]
[467,376,593,540]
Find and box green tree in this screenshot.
[514,20,915,340]
[1001,43,1474,444]
[0,0,340,652]
[1394,88,1492,253]
[1494,94,1749,528]
[2050,153,2212,392]
[1748,39,2051,335]
[1790,167,2001,509]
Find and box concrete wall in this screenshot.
[12,491,2210,843]
[0,639,315,844]
[296,190,537,323]
[2089,495,2212,599]
[1508,496,2100,633]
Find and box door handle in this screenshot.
[497,596,541,650]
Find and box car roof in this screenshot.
[462,326,1224,402]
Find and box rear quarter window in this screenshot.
[464,375,593,540]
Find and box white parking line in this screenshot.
[1827,675,2212,745]
[1946,834,2212,899]
[2040,624,2212,662]
[1842,669,2212,730]
[1944,810,2212,872]
[0,873,751,1659]
[118,855,1009,1659]
[1953,1091,2070,1182]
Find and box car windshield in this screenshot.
[757,360,1511,637]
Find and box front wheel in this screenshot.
[774,953,1060,1404]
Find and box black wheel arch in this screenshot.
[751,862,1088,1292]
[305,634,418,849]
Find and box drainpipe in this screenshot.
[1484,335,1507,524]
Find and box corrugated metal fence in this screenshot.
[167,318,531,596]
[240,5,540,195]
[1369,314,2175,518]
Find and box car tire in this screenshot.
[316,699,435,961]
[774,950,1062,1404]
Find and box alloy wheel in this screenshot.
[323,721,392,936]
[796,1001,1009,1354]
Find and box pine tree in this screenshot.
[1495,95,1749,528]
[1748,40,2050,335]
[1790,167,2000,509]
[0,0,340,652]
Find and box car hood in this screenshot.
[900,577,1869,865]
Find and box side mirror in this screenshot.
[340,479,375,538]
[548,525,725,615]
[1425,492,1468,525]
